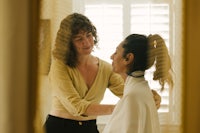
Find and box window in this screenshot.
[85,4,123,63]
[73,0,181,132]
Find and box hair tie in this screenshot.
[148,34,157,49]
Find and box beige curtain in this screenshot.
[182,0,200,133]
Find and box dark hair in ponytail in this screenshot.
[122,34,173,91]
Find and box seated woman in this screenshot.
[103,34,173,133]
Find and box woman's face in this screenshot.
[110,41,128,74]
[72,30,94,56]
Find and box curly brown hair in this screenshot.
[52,13,98,67]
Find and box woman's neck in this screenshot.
[77,55,98,68]
[77,55,93,66]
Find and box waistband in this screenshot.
[50,110,97,121]
[47,114,97,126]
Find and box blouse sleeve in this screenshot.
[49,60,91,116]
[108,71,124,98]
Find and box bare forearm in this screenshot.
[84,104,115,116]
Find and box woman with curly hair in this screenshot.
[44,13,161,133]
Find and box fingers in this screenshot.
[151,89,162,109]
[155,98,161,109]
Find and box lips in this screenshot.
[84,47,91,49]
[83,46,92,50]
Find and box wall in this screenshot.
[182,0,200,132]
[38,0,73,124]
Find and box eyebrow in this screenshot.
[73,31,91,37]
[73,33,84,39]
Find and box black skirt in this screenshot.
[44,115,99,133]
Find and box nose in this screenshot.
[110,53,114,60]
[82,36,89,45]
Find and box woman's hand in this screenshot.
[151,90,161,109]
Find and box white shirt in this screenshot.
[103,72,160,133]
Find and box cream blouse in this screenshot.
[48,59,124,120]
[103,73,160,133]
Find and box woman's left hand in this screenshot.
[151,90,161,109]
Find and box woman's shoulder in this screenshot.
[98,58,114,73]
[125,78,152,98]
[51,59,72,71]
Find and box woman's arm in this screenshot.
[83,104,115,116]
[83,90,161,116]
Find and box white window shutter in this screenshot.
[85,4,123,63]
[131,4,170,113]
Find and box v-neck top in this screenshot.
[48,59,124,120]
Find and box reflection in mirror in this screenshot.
[37,0,183,133]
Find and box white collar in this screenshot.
[129,71,144,78]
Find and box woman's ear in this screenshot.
[125,53,134,64]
